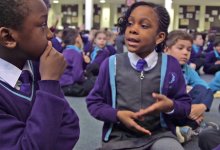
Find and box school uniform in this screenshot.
[86,51,191,149]
[0,59,80,150]
[183,64,213,110]
[189,44,205,71]
[51,36,63,53]
[203,50,220,74]
[175,64,214,129]
[205,41,214,53]
[85,45,116,77]
[60,46,95,97]
[60,46,84,87]
[209,71,220,93]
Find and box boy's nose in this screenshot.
[47,28,54,40]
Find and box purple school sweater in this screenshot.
[189,45,203,64]
[204,51,220,72]
[60,48,84,86]
[86,53,191,140]
[84,43,116,69]
[0,62,80,150]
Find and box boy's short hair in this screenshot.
[0,0,29,29]
[0,0,49,30]
[166,30,193,48]
[191,32,203,40]
[62,28,79,45]
[214,39,220,47]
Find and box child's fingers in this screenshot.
[86,52,90,56]
[129,120,151,135]
[152,92,166,100]
[135,109,145,121]
[135,104,157,117]
[41,41,53,57]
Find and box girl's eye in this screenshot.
[141,24,149,29]
[127,21,133,26]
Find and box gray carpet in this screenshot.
[66,74,220,150]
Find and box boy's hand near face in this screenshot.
[117,110,151,135]
[40,41,67,81]
[136,93,174,117]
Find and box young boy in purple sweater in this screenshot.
[86,2,191,149]
[0,0,79,149]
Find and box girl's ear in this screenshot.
[156,32,166,45]
[0,27,17,49]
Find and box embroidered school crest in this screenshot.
[168,72,177,88]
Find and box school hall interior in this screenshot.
[47,0,220,149]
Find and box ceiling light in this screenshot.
[100,0,106,3]
[53,0,59,4]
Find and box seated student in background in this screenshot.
[189,32,205,73]
[0,0,80,149]
[164,30,216,143]
[208,71,220,93]
[87,2,191,150]
[203,40,220,75]
[84,30,116,77]
[60,28,96,97]
[204,32,216,53]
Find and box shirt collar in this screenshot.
[0,58,33,88]
[128,50,158,71]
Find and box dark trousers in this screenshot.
[199,128,220,150]
[62,76,96,97]
[204,64,220,75]
[194,57,205,71]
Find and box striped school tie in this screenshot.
[19,70,32,94]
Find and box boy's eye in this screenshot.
[41,22,47,28]
[187,48,192,52]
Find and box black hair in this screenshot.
[0,0,49,30]
[0,0,29,29]
[214,39,220,47]
[191,32,203,40]
[62,28,79,46]
[117,1,170,51]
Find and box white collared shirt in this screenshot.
[128,50,158,71]
[0,58,33,88]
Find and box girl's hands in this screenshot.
[136,93,174,118]
[117,110,151,135]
